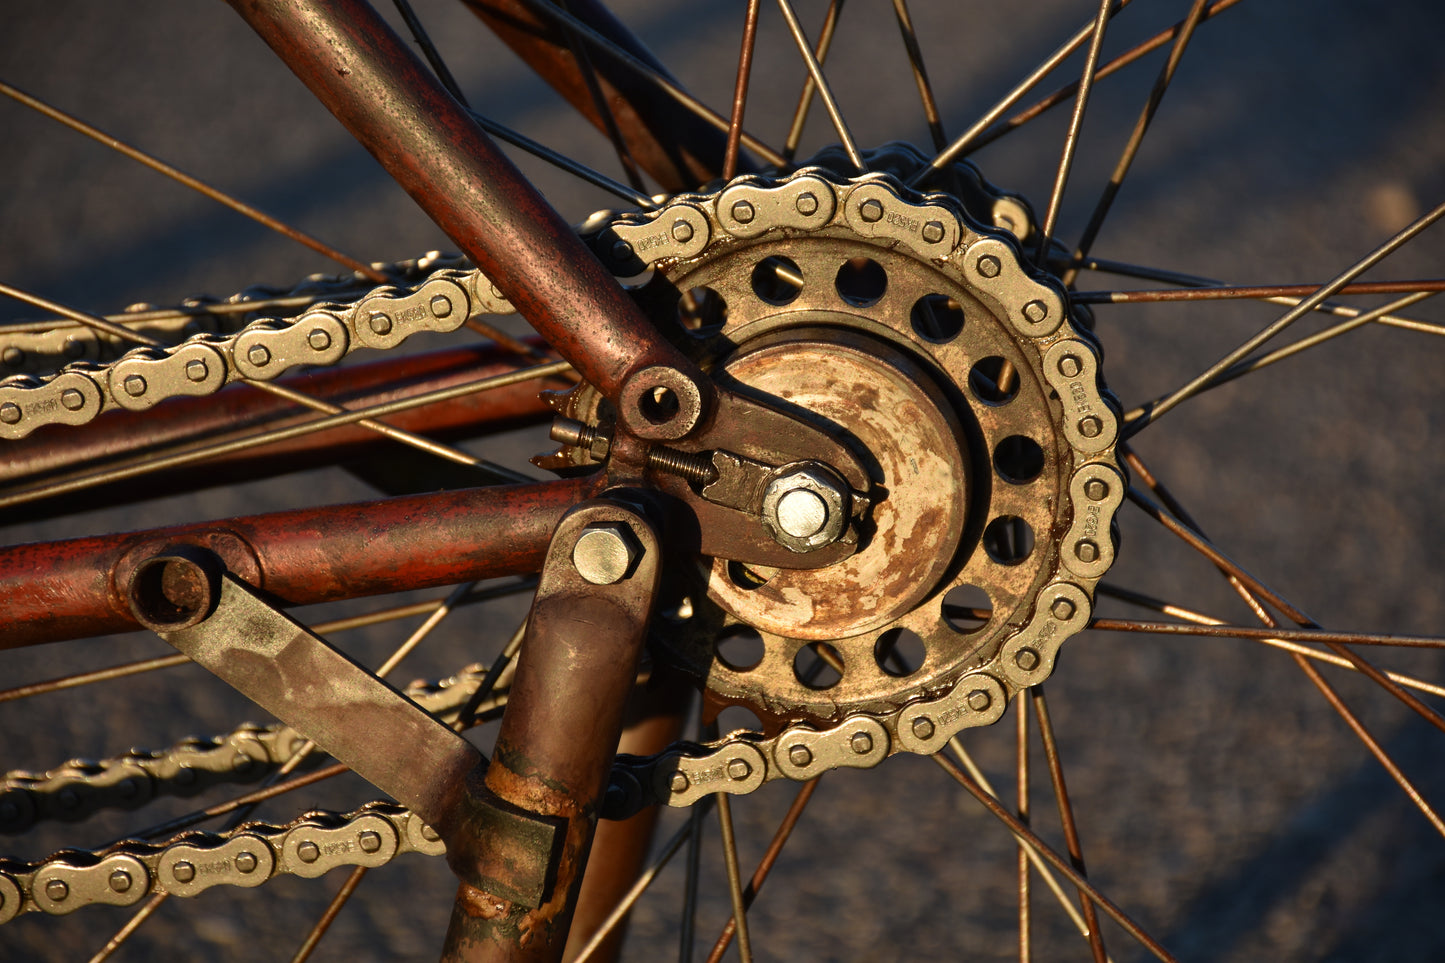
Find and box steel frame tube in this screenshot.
[0,477,594,647]
[226,0,702,403]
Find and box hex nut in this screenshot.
[572,522,642,585]
[760,463,852,553]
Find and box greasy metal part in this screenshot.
[226,0,707,411]
[459,0,735,191]
[442,498,661,962]
[0,478,592,647]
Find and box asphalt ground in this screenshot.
[2,1,1444,960]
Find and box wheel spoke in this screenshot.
[705,778,821,963]
[1036,0,1116,262]
[1016,694,1032,963]
[908,0,1135,187]
[390,0,470,106]
[967,0,1246,155]
[1075,278,1445,303]
[714,793,755,963]
[781,0,845,162]
[679,798,706,963]
[87,891,167,963]
[554,0,649,193]
[468,109,657,209]
[775,0,864,172]
[1031,687,1108,963]
[289,865,369,963]
[724,0,764,182]
[933,752,1177,963]
[891,0,946,152]
[1124,198,1445,436]
[0,82,387,284]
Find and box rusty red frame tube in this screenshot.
[226,0,703,406]
[0,476,594,648]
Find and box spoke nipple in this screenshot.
[1051,597,1077,620]
[297,840,321,864]
[235,851,259,874]
[358,830,382,854]
[788,745,813,767]
[922,220,945,243]
[850,731,873,755]
[1058,354,1083,378]
[172,861,195,883]
[1014,647,1041,671]
[429,294,453,318]
[860,198,884,223]
[307,328,332,351]
[368,312,393,335]
[184,359,209,382]
[247,344,271,367]
[966,689,992,712]
[108,869,132,894]
[60,388,85,411]
[795,191,819,216]
[1074,540,1099,563]
[671,219,695,243]
[976,254,1002,278]
[731,200,756,224]
[0,403,20,425]
[44,879,68,902]
[670,771,690,794]
[1078,416,1103,438]
[1022,300,1048,323]
[727,758,752,781]
[2,346,24,367]
[911,717,935,740]
[572,522,642,585]
[1084,478,1109,501]
[123,374,147,397]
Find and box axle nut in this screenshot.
[572,522,642,585]
[761,462,852,554]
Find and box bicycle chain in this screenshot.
[0,150,1118,913]
[0,666,498,920]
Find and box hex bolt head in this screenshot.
[368,312,393,335]
[358,830,382,854]
[788,745,813,767]
[1079,416,1103,438]
[976,254,1002,278]
[1022,300,1049,324]
[172,861,196,883]
[0,403,20,425]
[794,191,819,216]
[297,840,321,864]
[859,198,885,223]
[44,879,68,902]
[1074,540,1099,563]
[1084,478,1109,501]
[911,717,936,740]
[235,851,259,874]
[307,328,332,351]
[429,294,453,318]
[775,488,828,539]
[731,200,756,223]
[60,388,85,411]
[1058,354,1083,378]
[1015,647,1041,671]
[850,731,874,755]
[671,219,694,243]
[184,359,209,382]
[247,344,272,367]
[572,522,642,585]
[727,758,753,781]
[966,689,992,712]
[1051,597,1076,620]
[123,374,147,397]
[670,771,691,794]
[2,346,24,367]
[108,869,133,894]
[922,220,945,243]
